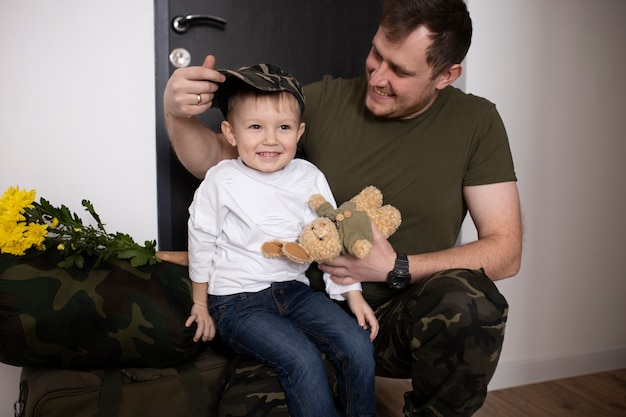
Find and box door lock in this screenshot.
[169,48,191,68]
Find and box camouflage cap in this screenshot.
[212,63,305,117]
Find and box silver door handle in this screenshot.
[172,15,227,33]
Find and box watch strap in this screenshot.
[387,252,412,289]
[395,252,410,275]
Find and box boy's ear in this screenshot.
[297,122,306,142]
[435,64,463,90]
[221,120,237,146]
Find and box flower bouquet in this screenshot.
[0,185,159,268]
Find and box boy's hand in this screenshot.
[185,302,216,342]
[344,290,379,341]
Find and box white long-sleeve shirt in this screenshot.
[188,158,361,300]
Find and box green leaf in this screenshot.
[82,199,106,231]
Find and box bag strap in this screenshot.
[175,362,209,417]
[97,368,122,417]
[95,364,207,417]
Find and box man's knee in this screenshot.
[375,268,508,377]
[415,268,508,326]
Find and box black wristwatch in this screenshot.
[386,252,412,289]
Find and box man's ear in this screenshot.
[221,120,237,147]
[435,64,463,90]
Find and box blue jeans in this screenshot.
[208,281,376,417]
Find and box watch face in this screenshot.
[387,272,411,289]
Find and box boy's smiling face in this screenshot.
[221,91,304,173]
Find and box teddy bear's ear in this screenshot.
[261,241,286,258]
[282,242,314,264]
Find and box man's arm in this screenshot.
[321,181,522,283]
[407,181,522,281]
[163,55,237,178]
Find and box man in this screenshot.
[163,0,522,415]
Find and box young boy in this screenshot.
[185,64,378,417]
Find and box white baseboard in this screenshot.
[488,346,626,391]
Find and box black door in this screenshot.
[154,0,384,250]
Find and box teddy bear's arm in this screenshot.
[261,241,287,258]
[308,194,328,211]
[282,242,314,264]
[312,200,335,217]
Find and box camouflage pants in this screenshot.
[217,269,508,417]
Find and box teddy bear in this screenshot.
[261,186,401,264]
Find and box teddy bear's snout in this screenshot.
[311,222,330,240]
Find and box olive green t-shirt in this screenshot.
[299,76,516,306]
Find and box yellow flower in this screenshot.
[50,217,59,228]
[0,186,35,223]
[0,222,47,256]
[0,186,44,256]
[0,223,28,255]
[25,222,47,251]
[57,243,65,251]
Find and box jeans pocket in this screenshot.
[208,293,249,334]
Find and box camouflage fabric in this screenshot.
[213,63,306,118]
[373,268,508,417]
[219,353,339,417]
[217,268,507,417]
[218,355,290,417]
[0,251,202,369]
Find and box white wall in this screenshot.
[1,0,626,414]
[464,0,626,389]
[0,1,156,414]
[1,0,157,242]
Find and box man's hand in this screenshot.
[163,54,235,179]
[320,224,396,285]
[164,55,226,118]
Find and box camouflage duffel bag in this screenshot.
[0,251,202,369]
